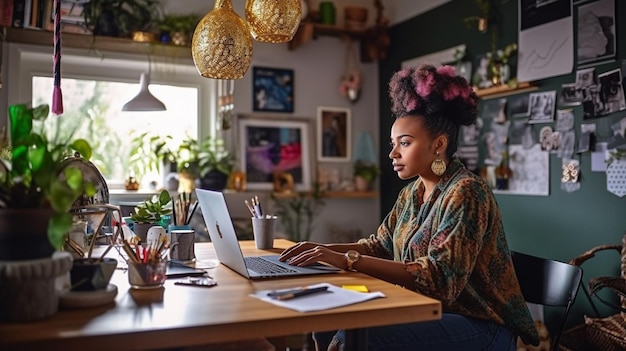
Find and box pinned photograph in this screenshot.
[528,91,556,123]
[576,67,596,88]
[559,83,583,106]
[597,68,626,114]
[509,94,531,117]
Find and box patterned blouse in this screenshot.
[359,159,539,345]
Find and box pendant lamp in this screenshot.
[122,73,166,111]
[192,0,253,79]
[245,0,302,43]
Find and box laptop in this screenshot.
[195,189,340,279]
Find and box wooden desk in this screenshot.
[0,240,441,350]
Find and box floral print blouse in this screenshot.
[358,159,539,345]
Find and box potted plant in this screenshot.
[128,132,175,188]
[83,0,163,38]
[130,189,172,242]
[157,13,202,45]
[0,103,96,260]
[353,160,379,191]
[0,103,95,322]
[197,137,235,191]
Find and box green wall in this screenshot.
[378,0,626,332]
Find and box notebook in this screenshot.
[195,189,340,279]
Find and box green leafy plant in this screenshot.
[354,161,380,183]
[83,0,163,38]
[128,132,174,182]
[130,190,172,224]
[158,13,201,36]
[271,183,325,242]
[198,137,235,177]
[0,104,96,249]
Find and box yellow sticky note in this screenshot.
[342,285,369,293]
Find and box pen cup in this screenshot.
[251,216,278,250]
[128,261,167,289]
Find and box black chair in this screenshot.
[511,250,583,351]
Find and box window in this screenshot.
[6,43,216,190]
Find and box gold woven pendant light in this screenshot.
[245,0,302,43]
[192,0,253,79]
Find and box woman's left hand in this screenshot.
[284,245,347,270]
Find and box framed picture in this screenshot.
[252,66,294,113]
[317,106,351,162]
[237,115,313,191]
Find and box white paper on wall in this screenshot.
[606,159,626,197]
[518,0,573,82]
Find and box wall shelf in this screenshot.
[288,22,389,62]
[474,82,538,99]
[2,27,192,61]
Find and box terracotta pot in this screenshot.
[0,208,55,260]
[354,176,370,192]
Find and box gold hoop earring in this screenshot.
[431,152,446,176]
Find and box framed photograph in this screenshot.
[252,66,294,113]
[237,115,313,191]
[317,106,351,162]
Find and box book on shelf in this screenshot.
[0,0,14,27]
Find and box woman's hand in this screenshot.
[279,241,347,270]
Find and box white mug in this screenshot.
[146,226,167,248]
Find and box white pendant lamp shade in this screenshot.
[122,73,166,111]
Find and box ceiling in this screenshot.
[162,0,452,26]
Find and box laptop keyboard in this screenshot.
[244,257,298,274]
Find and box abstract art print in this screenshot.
[252,67,294,113]
[237,115,312,191]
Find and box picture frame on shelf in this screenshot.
[237,114,313,191]
[252,66,294,113]
[317,106,351,162]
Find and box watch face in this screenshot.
[347,250,360,261]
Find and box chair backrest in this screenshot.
[511,250,583,351]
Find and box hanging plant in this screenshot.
[339,39,362,103]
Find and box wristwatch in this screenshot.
[345,250,361,271]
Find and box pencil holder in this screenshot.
[128,261,167,289]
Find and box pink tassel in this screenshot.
[52,86,63,115]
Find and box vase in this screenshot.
[0,208,55,260]
[0,251,73,322]
[354,176,370,192]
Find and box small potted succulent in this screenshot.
[130,189,172,242]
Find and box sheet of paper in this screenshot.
[250,282,385,313]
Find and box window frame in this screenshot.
[1,42,218,189]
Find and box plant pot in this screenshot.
[70,258,118,291]
[0,208,55,261]
[200,170,229,191]
[354,176,371,192]
[132,223,156,243]
[0,251,73,322]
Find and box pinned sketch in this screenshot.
[457,118,483,172]
[529,91,556,123]
[577,0,616,66]
[481,99,509,166]
[518,0,573,82]
[510,121,535,150]
[539,126,559,152]
[555,109,576,159]
[508,144,550,196]
[606,116,626,150]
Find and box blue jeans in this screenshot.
[313,313,516,351]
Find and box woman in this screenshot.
[279,65,539,350]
